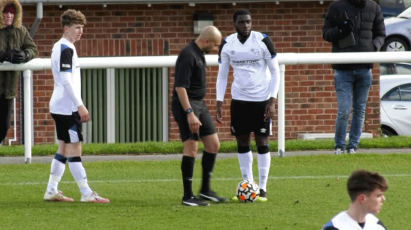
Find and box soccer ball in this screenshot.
[236,180,260,202]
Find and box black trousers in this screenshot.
[0,94,13,144]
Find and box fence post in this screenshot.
[162,67,169,142]
[278,64,286,157]
[23,70,32,163]
[106,68,116,143]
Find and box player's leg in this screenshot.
[65,112,109,203]
[253,99,272,201]
[255,135,270,202]
[172,99,209,206]
[44,114,73,202]
[231,99,254,181]
[236,134,253,180]
[181,139,210,206]
[197,102,226,203]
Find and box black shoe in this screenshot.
[256,189,268,202]
[181,196,210,206]
[259,189,267,198]
[199,190,227,203]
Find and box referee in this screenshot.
[172,26,226,206]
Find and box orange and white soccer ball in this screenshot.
[236,180,260,202]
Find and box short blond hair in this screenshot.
[61,9,86,28]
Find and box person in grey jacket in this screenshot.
[323,0,385,155]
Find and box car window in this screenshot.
[380,0,406,17]
[400,84,411,101]
[383,84,411,101]
[380,63,411,75]
[383,87,401,100]
[396,63,411,74]
[380,63,397,75]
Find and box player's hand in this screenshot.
[264,98,276,122]
[187,112,202,133]
[216,101,223,123]
[78,105,89,122]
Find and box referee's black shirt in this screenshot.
[172,41,206,101]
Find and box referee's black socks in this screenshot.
[181,156,195,199]
[201,151,217,193]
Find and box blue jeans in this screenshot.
[334,69,372,151]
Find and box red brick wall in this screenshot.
[3,2,381,144]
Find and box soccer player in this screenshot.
[322,170,388,230]
[43,9,109,203]
[172,26,227,206]
[216,9,280,202]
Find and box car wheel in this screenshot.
[381,37,410,52]
[381,127,397,137]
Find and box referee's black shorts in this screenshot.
[172,98,216,142]
[230,99,271,137]
[51,112,84,143]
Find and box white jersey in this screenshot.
[50,38,83,115]
[217,31,280,102]
[322,211,386,230]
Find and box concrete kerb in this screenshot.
[0,148,410,165]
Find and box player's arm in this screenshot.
[262,35,280,122]
[216,39,229,123]
[57,47,88,122]
[174,54,202,133]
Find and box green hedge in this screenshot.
[1,136,410,156]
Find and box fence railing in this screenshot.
[1,51,411,163]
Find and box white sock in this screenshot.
[238,151,253,181]
[46,158,66,194]
[68,160,93,197]
[257,152,271,191]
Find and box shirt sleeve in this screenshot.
[218,38,229,64]
[261,34,277,59]
[56,45,83,107]
[217,39,230,101]
[322,3,342,42]
[267,56,280,98]
[174,50,195,89]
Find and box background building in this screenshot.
[3,0,382,145]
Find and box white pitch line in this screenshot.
[0,173,409,186]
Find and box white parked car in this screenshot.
[380,63,411,136]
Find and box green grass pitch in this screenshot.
[0,153,410,230]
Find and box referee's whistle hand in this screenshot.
[78,105,90,122]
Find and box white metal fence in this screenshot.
[1,51,411,163]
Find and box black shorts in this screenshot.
[51,112,84,143]
[230,99,272,136]
[172,98,216,142]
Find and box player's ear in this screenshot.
[357,194,366,204]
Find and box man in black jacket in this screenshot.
[323,0,385,155]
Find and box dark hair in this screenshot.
[233,9,251,22]
[347,170,388,202]
[61,9,86,28]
